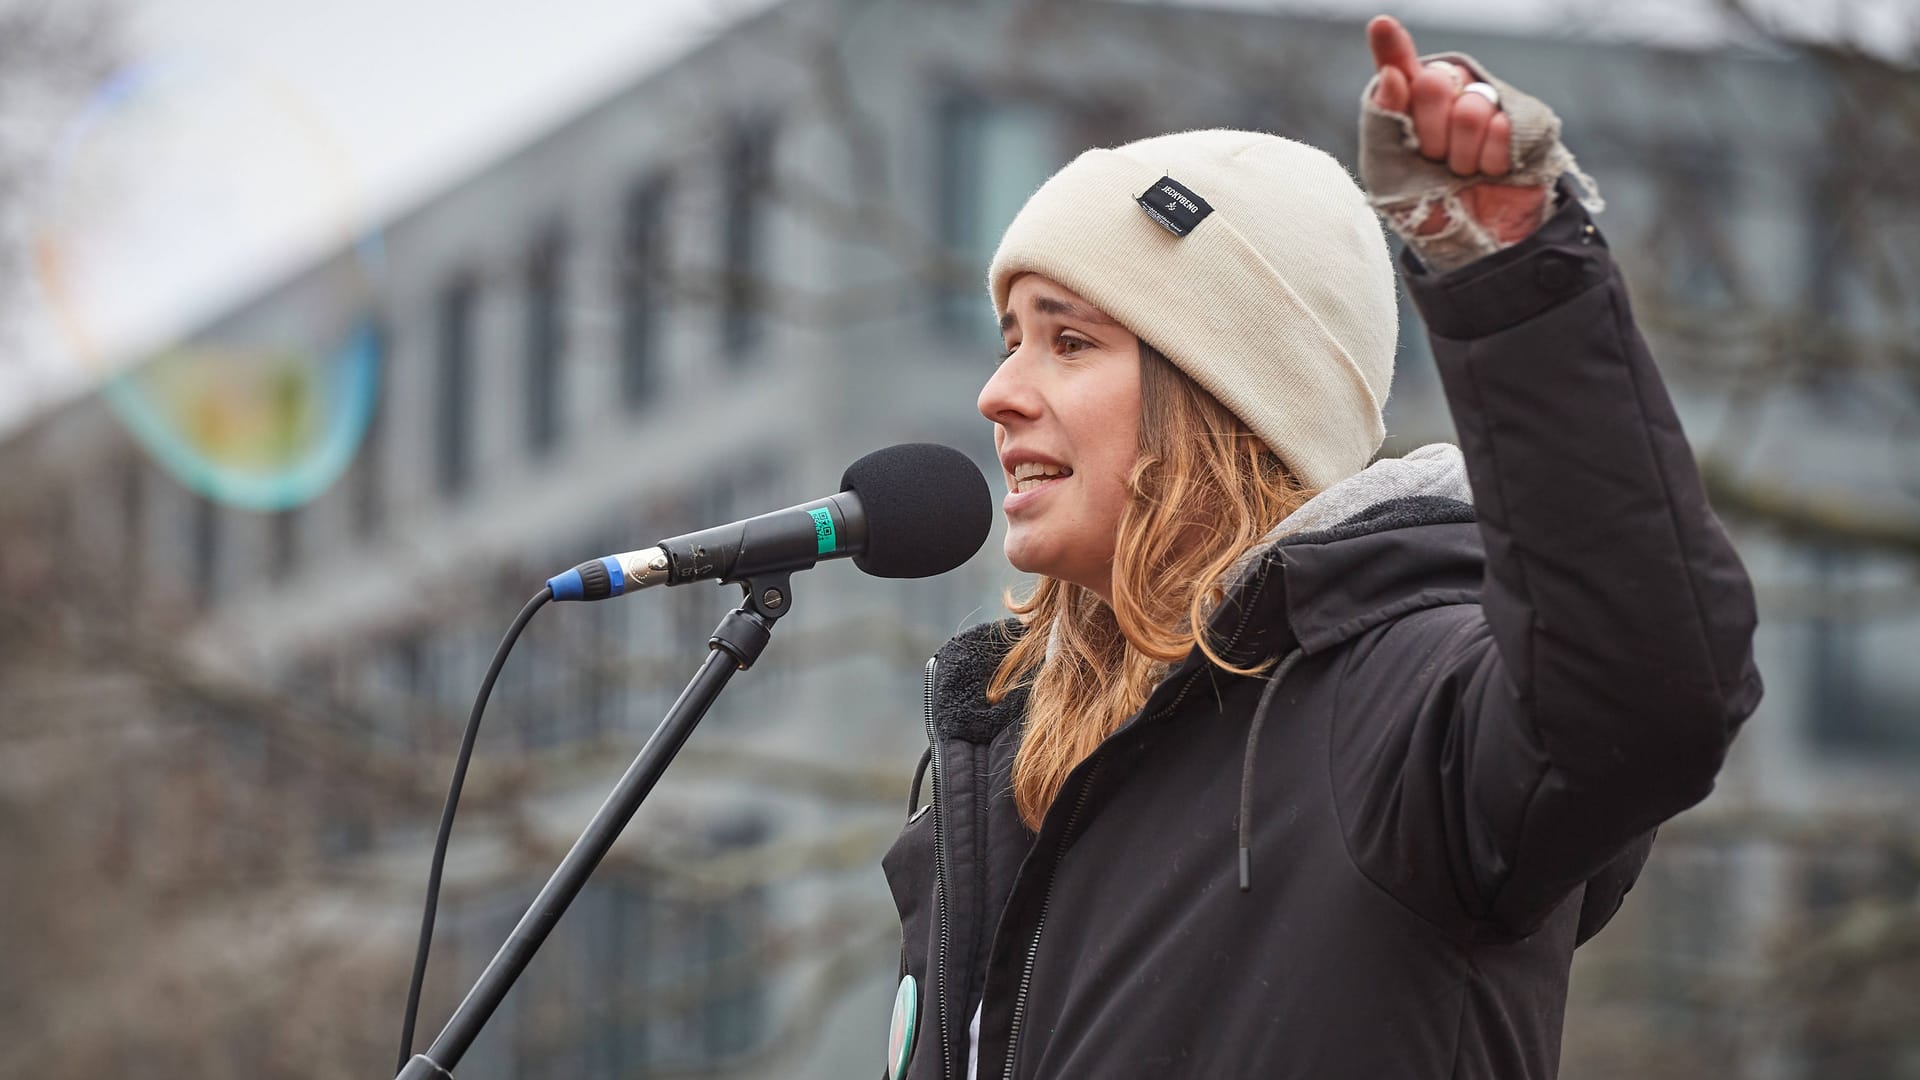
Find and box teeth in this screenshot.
[1009,462,1071,494]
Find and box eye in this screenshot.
[996,342,1018,364]
[1056,332,1092,355]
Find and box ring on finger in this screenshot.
[1461,81,1500,109]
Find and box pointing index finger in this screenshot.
[1367,15,1422,82]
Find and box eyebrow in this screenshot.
[999,295,1120,334]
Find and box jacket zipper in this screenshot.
[924,655,953,1079]
[1000,759,1104,1080]
[999,646,1218,1080]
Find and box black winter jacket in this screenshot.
[882,178,1765,1079]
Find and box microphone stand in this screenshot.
[394,573,794,1080]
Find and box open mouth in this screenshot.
[1009,463,1073,494]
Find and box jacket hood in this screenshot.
[931,443,1482,743]
[1233,441,1472,573]
[1207,441,1481,668]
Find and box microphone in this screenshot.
[545,443,992,602]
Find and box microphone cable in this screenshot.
[394,586,552,1074]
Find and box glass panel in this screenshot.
[350,318,388,537]
[1803,545,1920,756]
[192,494,220,607]
[1646,146,1742,311]
[270,504,299,568]
[721,117,777,365]
[525,226,567,454]
[935,96,1063,345]
[436,275,477,496]
[621,174,671,408]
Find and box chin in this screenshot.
[1002,528,1063,578]
[1003,532,1103,593]
[1001,535,1045,577]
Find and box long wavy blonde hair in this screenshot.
[987,340,1319,830]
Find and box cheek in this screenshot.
[1061,402,1140,539]
[1089,392,1142,504]
[1085,459,1136,533]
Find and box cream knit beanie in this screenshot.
[987,129,1398,492]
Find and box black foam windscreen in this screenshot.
[840,443,992,579]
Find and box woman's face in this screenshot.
[978,273,1143,604]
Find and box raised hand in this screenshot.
[1365,15,1549,247]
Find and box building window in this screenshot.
[696,819,767,1061]
[192,495,221,608]
[271,505,299,570]
[120,453,145,598]
[526,226,567,454]
[1621,837,1753,1053]
[1645,147,1743,312]
[392,633,426,751]
[444,847,766,1076]
[1803,545,1920,757]
[1801,171,1914,361]
[598,876,652,1073]
[436,274,477,496]
[1380,280,1450,447]
[620,173,671,408]
[351,319,388,538]
[720,116,776,363]
[934,94,1062,343]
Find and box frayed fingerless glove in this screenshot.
[1358,50,1604,272]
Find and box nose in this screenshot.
[978,345,1041,427]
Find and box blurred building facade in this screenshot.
[2,1,1916,1078]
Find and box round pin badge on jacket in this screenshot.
[888,974,918,1078]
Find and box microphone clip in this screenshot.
[740,570,794,623]
[708,571,793,670]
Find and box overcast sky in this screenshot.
[2,0,770,434]
[114,0,776,240]
[1,0,1910,436]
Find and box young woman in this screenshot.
[882,16,1763,1080]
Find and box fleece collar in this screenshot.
[1226,442,1472,583]
[1208,443,1480,668]
[932,444,1482,743]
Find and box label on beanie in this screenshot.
[1137,176,1214,237]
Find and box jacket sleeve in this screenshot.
[1388,174,1764,934]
